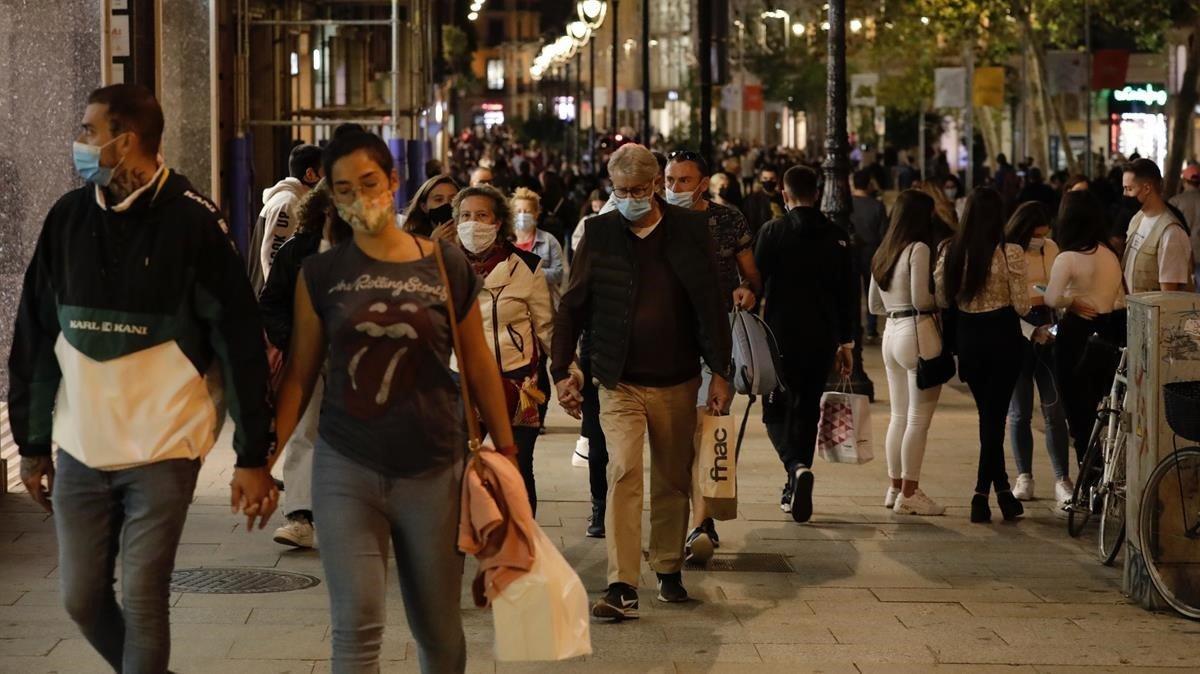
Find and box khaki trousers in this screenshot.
[599,377,700,586]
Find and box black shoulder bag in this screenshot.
[912,245,956,390]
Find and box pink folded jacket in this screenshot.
[457,449,536,607]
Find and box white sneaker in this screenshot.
[893,489,947,516]
[1055,478,1074,505]
[572,436,590,468]
[884,486,900,508]
[1013,473,1035,501]
[273,516,315,548]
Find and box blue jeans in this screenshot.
[312,439,466,674]
[53,449,200,674]
[1007,341,1070,480]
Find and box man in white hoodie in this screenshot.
[247,144,322,293]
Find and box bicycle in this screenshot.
[1066,345,1128,567]
[1137,380,1200,619]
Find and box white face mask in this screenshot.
[1028,237,1046,253]
[664,187,696,208]
[943,188,958,200]
[457,220,499,254]
[336,192,395,235]
[515,212,536,232]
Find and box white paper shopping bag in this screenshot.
[491,525,592,661]
[816,390,874,464]
[698,412,737,499]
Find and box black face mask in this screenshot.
[718,187,731,200]
[1121,195,1142,212]
[761,180,777,193]
[428,203,453,225]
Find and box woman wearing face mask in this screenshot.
[1002,202,1073,511]
[569,188,609,261]
[1044,191,1125,467]
[936,187,1031,523]
[402,174,460,241]
[708,172,736,208]
[511,187,568,305]
[868,190,946,516]
[942,175,967,220]
[455,184,557,515]
[273,131,516,673]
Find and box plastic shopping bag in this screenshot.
[816,388,874,464]
[697,412,737,500]
[491,525,592,661]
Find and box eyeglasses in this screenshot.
[612,183,654,199]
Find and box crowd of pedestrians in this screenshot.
[10,83,1200,673]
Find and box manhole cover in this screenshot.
[170,567,321,594]
[685,553,794,573]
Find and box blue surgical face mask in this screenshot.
[665,187,696,209]
[615,195,652,221]
[72,134,127,187]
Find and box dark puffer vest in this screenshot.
[551,201,732,389]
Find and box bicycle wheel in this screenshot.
[1099,433,1127,566]
[1069,425,1104,538]
[1138,446,1200,619]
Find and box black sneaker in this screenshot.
[592,583,639,621]
[656,572,689,603]
[586,500,606,538]
[791,467,814,523]
[780,481,794,513]
[702,517,720,549]
[685,527,714,563]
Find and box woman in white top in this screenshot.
[869,190,946,516]
[936,187,1031,524]
[1044,191,1126,467]
[1003,202,1073,509]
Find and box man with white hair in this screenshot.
[552,143,732,620]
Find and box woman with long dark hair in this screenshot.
[1044,191,1125,465]
[273,130,516,672]
[402,174,460,240]
[868,190,946,515]
[1003,202,1073,510]
[936,187,1031,523]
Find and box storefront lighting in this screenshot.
[850,19,863,33]
[312,48,321,71]
[792,23,805,37]
[468,11,478,21]
[1114,84,1168,107]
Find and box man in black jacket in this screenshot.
[552,143,732,620]
[8,84,277,672]
[756,165,855,524]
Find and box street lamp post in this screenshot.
[821,0,874,399]
[611,0,620,132]
[642,0,650,143]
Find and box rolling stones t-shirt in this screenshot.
[303,239,482,477]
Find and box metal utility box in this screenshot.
[1123,292,1200,610]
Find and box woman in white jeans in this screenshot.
[868,190,946,516]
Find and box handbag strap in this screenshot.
[907,244,942,354]
[431,238,483,451]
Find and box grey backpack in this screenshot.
[730,309,785,396]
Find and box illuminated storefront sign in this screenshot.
[1113,83,1168,107]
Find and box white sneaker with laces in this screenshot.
[572,437,590,468]
[273,517,315,548]
[893,489,946,516]
[1013,473,1035,501]
[1055,478,1074,505]
[884,486,900,508]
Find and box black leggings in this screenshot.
[764,346,837,476]
[957,308,1024,495]
[579,354,609,504]
[1055,311,1125,464]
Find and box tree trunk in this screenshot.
[977,105,1003,174]
[1024,42,1051,172]
[1026,27,1079,174]
[1166,21,1200,196]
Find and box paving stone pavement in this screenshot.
[2,348,1199,673]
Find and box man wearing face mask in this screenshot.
[1122,159,1196,294]
[9,84,277,672]
[552,143,732,619]
[664,150,761,559]
[248,143,323,294]
[742,165,786,240]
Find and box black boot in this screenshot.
[586,500,606,538]
[970,493,992,523]
[997,490,1024,521]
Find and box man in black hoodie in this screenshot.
[9,84,276,672]
[755,165,855,524]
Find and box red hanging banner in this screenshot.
[743,85,764,112]
[1092,50,1130,90]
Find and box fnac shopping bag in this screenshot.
[697,412,737,500]
[491,525,592,661]
[816,386,874,464]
